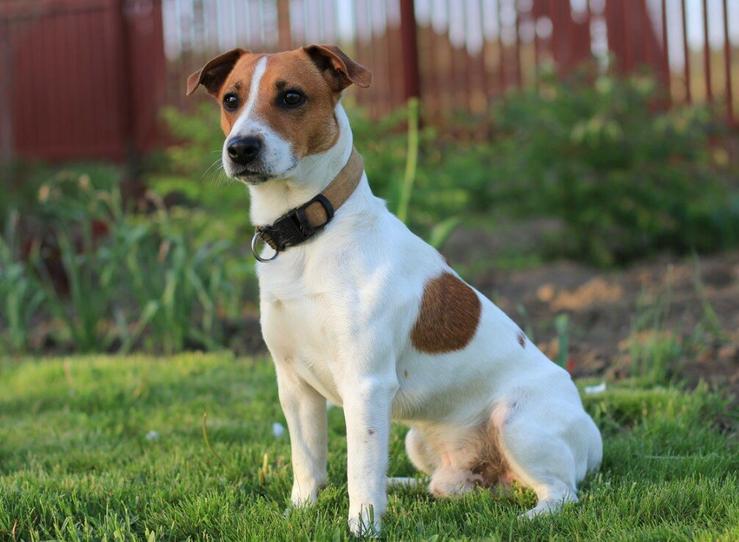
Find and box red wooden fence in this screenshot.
[1,0,737,164]
[0,0,165,163]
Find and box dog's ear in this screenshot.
[303,44,372,92]
[186,48,247,96]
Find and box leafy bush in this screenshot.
[0,213,45,352]
[358,69,739,266]
[0,168,252,354]
[479,70,739,265]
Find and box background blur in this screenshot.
[1,0,737,392]
[2,0,738,162]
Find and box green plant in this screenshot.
[627,330,684,386]
[155,104,251,241]
[0,212,45,353]
[0,165,252,355]
[0,160,121,227]
[626,272,682,385]
[482,68,739,265]
[397,98,420,223]
[690,256,728,344]
[103,207,246,354]
[554,313,570,369]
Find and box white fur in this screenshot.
[243,56,267,118]
[234,101,602,536]
[222,56,296,181]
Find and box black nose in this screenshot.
[227,136,262,165]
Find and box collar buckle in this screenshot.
[251,231,279,262]
[251,148,361,262]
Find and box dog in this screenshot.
[187,44,602,536]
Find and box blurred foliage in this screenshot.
[155,103,252,241]
[1,67,738,354]
[0,161,121,228]
[0,167,252,354]
[353,70,739,266]
[481,70,739,265]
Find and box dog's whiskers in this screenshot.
[201,156,233,186]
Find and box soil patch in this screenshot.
[450,247,738,395]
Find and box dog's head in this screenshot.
[187,45,371,184]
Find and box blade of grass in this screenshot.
[396,98,420,224]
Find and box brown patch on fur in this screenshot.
[517,332,526,349]
[411,272,481,353]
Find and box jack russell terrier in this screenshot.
[187,44,602,536]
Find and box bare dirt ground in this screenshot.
[458,248,738,395]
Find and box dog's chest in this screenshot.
[258,261,346,403]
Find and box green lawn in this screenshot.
[0,354,736,541]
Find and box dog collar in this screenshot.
[251,148,364,262]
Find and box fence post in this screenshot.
[277,0,291,50]
[681,0,691,103]
[116,0,144,202]
[702,0,712,103]
[0,17,12,164]
[399,0,421,101]
[722,0,733,125]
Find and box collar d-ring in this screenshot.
[251,231,279,262]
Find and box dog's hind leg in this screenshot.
[491,400,581,517]
[428,434,486,498]
[407,425,484,498]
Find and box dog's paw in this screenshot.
[429,468,483,498]
[290,481,322,508]
[347,504,382,538]
[519,493,578,519]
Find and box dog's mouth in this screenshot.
[231,159,300,185]
[229,166,275,184]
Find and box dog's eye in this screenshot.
[223,93,240,111]
[280,90,306,108]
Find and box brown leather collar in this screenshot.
[251,148,364,261]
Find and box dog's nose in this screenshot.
[227,136,263,165]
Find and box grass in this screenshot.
[0,354,736,541]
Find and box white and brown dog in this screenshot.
[187,45,602,536]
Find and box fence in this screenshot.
[164,0,738,125]
[1,0,737,163]
[0,0,165,164]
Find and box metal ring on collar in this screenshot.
[251,231,279,262]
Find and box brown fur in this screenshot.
[472,422,511,488]
[411,272,481,353]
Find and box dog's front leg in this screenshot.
[275,364,328,507]
[343,371,398,536]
